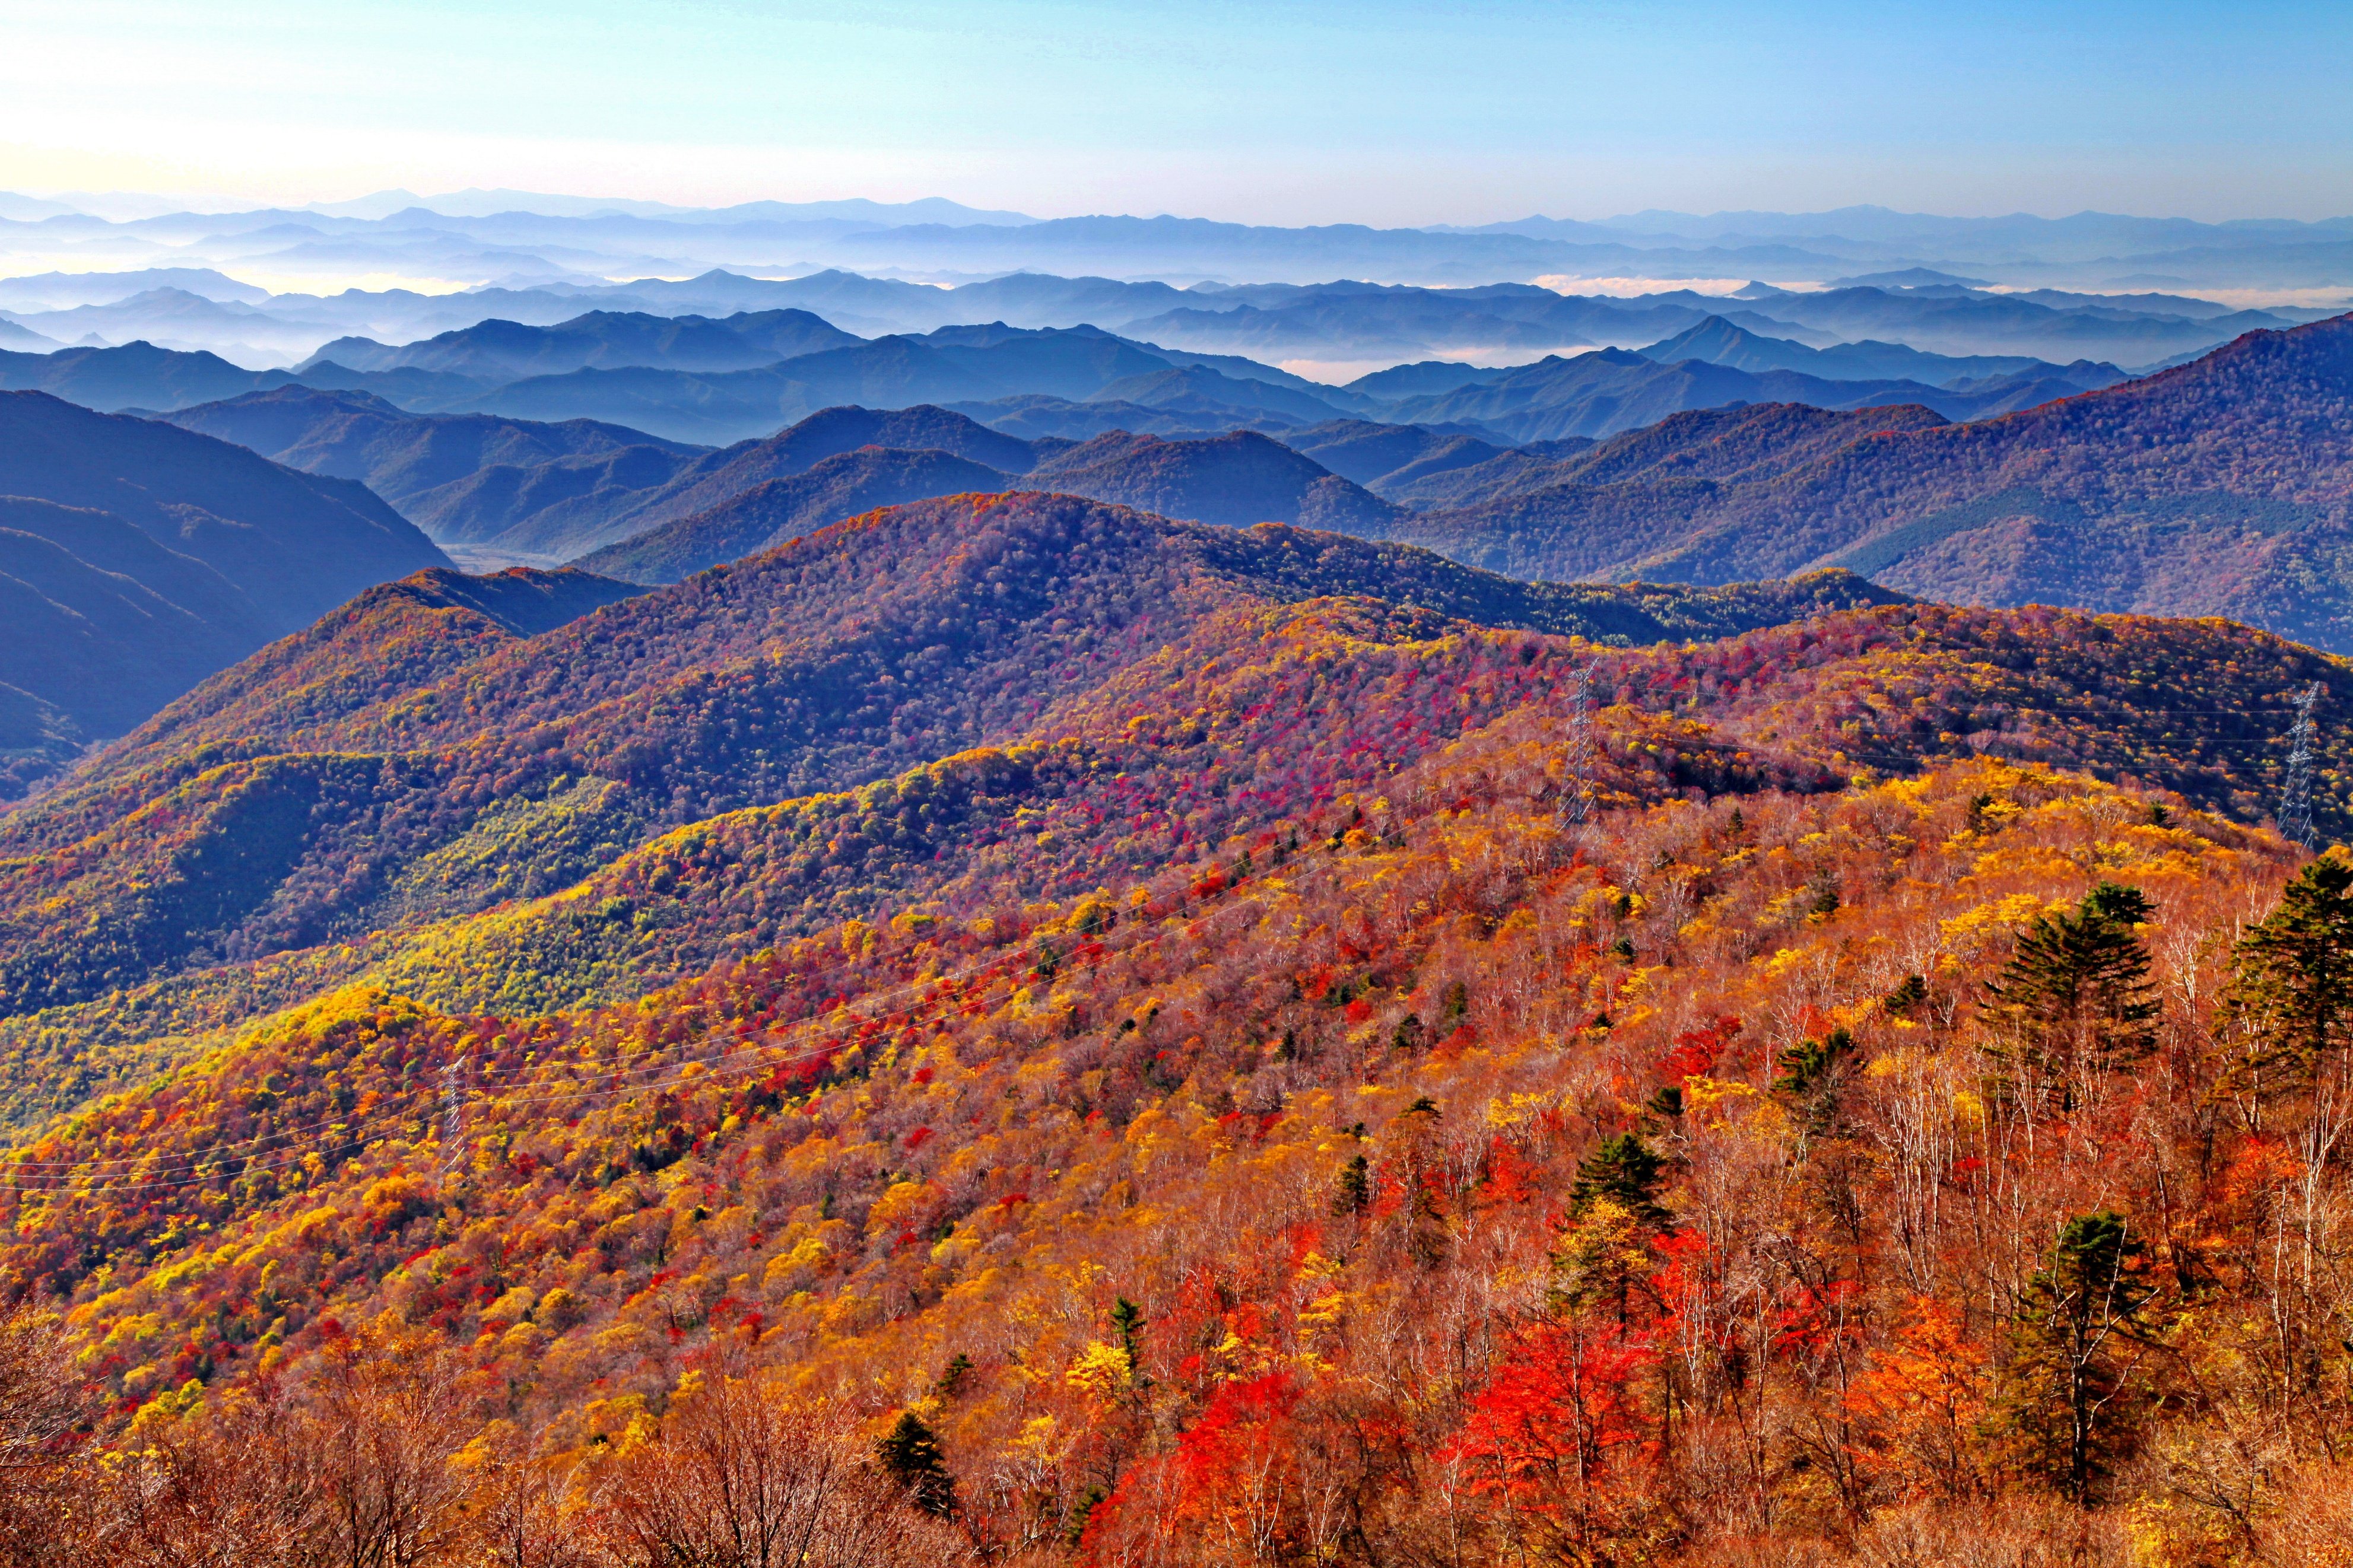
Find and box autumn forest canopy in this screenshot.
[0,457,2351,1566]
[8,215,2353,1564]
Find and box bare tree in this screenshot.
[97,1388,326,1568]
[97,1328,473,1568]
[454,1423,600,1568]
[590,1374,969,1568]
[0,1300,91,1566]
[299,1334,475,1568]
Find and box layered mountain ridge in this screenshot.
[1388,312,2353,647]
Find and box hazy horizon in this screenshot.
[13,187,2353,230]
[5,0,2351,226]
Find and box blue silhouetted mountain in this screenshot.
[300,308,862,380]
[1342,361,1511,401]
[574,425,1405,583]
[1275,419,1525,497]
[1384,346,2104,444]
[158,386,707,514]
[0,341,307,411]
[481,405,1045,559]
[1637,315,2125,390]
[0,391,452,759]
[442,327,1351,444]
[573,448,1020,583]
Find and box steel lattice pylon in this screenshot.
[438,1054,472,1194]
[1558,653,1603,825]
[2281,680,2324,851]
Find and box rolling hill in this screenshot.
[0,496,271,737]
[578,431,1415,584]
[1637,313,2126,390]
[1024,430,1405,535]
[447,329,1167,443]
[572,448,1019,583]
[0,341,306,411]
[0,492,1907,1025]
[157,386,709,516]
[592,403,1041,540]
[154,394,1041,561]
[1275,419,1594,505]
[157,381,1416,572]
[0,391,447,624]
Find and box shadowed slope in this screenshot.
[1027,430,1406,535]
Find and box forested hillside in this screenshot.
[576,451,1020,582]
[157,386,710,527]
[4,487,2353,1566]
[0,497,1905,1038]
[1026,431,1403,535]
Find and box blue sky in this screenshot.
[2,0,2348,221]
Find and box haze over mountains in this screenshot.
[8,190,2353,300]
[0,297,2200,451]
[1386,314,2353,647]
[2,189,2345,373]
[1,303,2342,823]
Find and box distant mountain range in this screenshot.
[163,389,1401,571]
[8,319,1368,445]
[0,260,2332,377]
[304,307,863,379]
[1379,347,2111,444]
[5,298,2164,460]
[11,192,2353,295]
[106,308,2353,653]
[1633,314,2123,387]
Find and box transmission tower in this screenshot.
[2281,680,2324,851]
[438,1054,472,1195]
[1558,653,1603,825]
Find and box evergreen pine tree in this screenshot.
[2227,851,2353,1087]
[1773,1028,1853,1096]
[1985,881,2160,1095]
[1330,1153,1371,1215]
[1995,1210,2163,1502]
[1110,1296,1145,1364]
[1570,1133,1669,1227]
[875,1409,957,1515]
